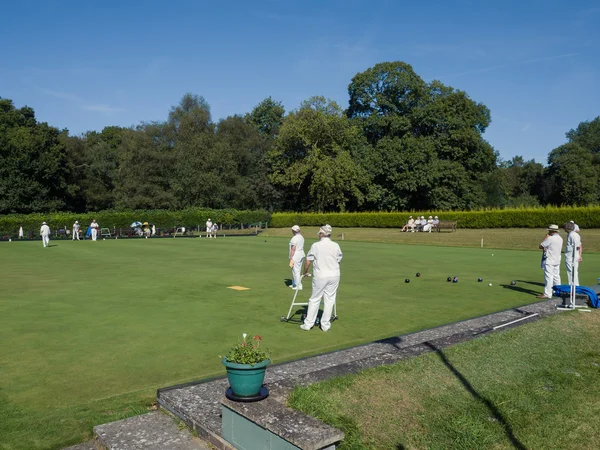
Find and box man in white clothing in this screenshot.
[301,225,343,332]
[72,221,80,240]
[90,219,99,241]
[288,225,305,290]
[537,224,563,299]
[423,216,434,233]
[19,226,24,239]
[40,222,51,248]
[212,223,218,239]
[206,218,213,238]
[563,222,582,286]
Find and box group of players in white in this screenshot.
[37,218,221,246]
[288,225,343,332]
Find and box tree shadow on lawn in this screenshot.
[424,342,527,450]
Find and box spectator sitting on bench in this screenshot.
[423,216,434,233]
[401,216,415,232]
[416,216,426,232]
[432,216,439,230]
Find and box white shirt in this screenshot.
[91,222,99,229]
[307,237,343,278]
[565,231,581,261]
[73,223,80,231]
[289,234,305,261]
[40,225,50,236]
[206,220,213,230]
[540,233,563,266]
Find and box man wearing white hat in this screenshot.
[40,222,51,248]
[288,225,305,290]
[301,225,343,332]
[537,224,563,299]
[72,221,80,240]
[423,216,434,233]
[206,218,213,238]
[90,219,99,241]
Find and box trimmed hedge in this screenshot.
[0,208,270,237]
[271,206,600,229]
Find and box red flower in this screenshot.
[253,335,262,341]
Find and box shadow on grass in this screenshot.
[500,284,541,296]
[424,342,527,450]
[516,279,544,287]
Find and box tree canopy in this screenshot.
[1,68,598,215]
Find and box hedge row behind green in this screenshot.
[271,206,600,229]
[0,208,270,236]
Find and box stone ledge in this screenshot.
[158,299,561,448]
[94,411,209,450]
[222,396,344,450]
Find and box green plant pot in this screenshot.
[222,358,271,397]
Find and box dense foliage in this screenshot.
[271,205,600,229]
[2,62,599,215]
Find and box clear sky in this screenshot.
[1,0,598,165]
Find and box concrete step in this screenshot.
[93,411,210,450]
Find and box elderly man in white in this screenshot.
[301,225,343,332]
[40,222,51,248]
[563,221,582,287]
[206,218,213,238]
[72,221,80,240]
[537,224,563,299]
[288,225,305,290]
[90,219,99,241]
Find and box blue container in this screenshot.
[222,358,270,397]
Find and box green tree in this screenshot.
[0,98,76,213]
[546,143,598,205]
[114,124,176,210]
[347,63,496,210]
[270,96,368,212]
[247,97,285,137]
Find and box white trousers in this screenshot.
[291,258,303,288]
[565,258,579,286]
[91,229,97,241]
[42,235,50,247]
[544,263,561,298]
[303,276,340,331]
[72,229,79,240]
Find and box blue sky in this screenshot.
[1,0,598,165]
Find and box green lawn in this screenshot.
[288,311,600,449]
[0,236,598,449]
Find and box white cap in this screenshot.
[75,221,79,224]
[291,225,300,232]
[428,216,433,218]
[434,216,438,219]
[318,224,333,236]
[42,221,46,225]
[547,224,560,232]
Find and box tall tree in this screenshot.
[270,96,368,212]
[247,97,285,137]
[347,63,496,210]
[0,98,76,213]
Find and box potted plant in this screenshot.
[222,333,271,399]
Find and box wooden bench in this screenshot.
[433,220,457,232]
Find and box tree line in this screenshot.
[1,61,599,215]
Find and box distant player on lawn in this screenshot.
[40,222,51,248]
[206,218,213,238]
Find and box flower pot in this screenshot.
[222,358,270,398]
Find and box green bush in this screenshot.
[271,206,600,229]
[0,208,271,238]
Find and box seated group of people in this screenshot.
[401,215,439,233]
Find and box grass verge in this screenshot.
[288,311,600,449]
